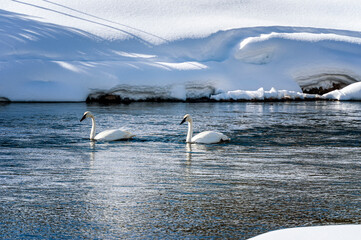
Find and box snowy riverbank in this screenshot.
[1,1,361,101]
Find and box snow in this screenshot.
[1,0,361,102]
[1,1,361,238]
[3,0,361,43]
[210,87,319,101]
[155,62,208,71]
[323,82,361,100]
[239,32,361,50]
[210,82,361,101]
[249,225,361,240]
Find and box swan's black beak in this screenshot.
[80,115,86,122]
[180,118,186,125]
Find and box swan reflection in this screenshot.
[186,143,192,163]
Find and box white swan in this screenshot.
[180,114,230,144]
[80,111,134,141]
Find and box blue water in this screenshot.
[1,102,361,239]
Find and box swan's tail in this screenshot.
[221,135,231,142]
[125,131,136,138]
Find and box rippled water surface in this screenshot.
[1,102,361,239]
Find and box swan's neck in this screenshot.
[186,120,193,143]
[90,116,96,140]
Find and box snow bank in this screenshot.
[210,82,361,102]
[249,225,361,240]
[1,1,361,101]
[210,88,319,101]
[3,0,361,43]
[323,82,361,100]
[239,32,361,50]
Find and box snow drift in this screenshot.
[249,225,361,240]
[1,1,361,101]
[323,82,361,100]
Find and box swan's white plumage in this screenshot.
[94,129,134,141]
[191,130,230,144]
[80,111,134,141]
[180,114,230,144]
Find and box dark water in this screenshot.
[1,102,361,239]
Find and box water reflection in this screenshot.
[0,102,361,239]
[89,141,96,164]
[186,143,192,163]
[185,142,221,162]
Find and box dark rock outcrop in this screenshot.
[295,72,359,95]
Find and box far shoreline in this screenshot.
[0,98,352,104]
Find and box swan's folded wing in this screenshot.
[94,129,134,141]
[192,131,229,144]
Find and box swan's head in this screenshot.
[80,111,94,122]
[180,114,192,125]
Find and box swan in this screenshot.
[80,111,134,141]
[180,114,230,144]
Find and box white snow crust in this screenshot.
[323,82,361,100]
[1,1,361,101]
[249,225,361,240]
[210,87,319,101]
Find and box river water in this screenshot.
[1,101,361,239]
